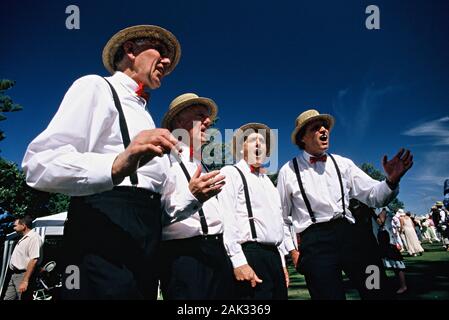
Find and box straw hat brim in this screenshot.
[232,123,273,157]
[162,97,218,130]
[102,25,181,75]
[291,114,335,145]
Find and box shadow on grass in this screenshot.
[287,243,449,300]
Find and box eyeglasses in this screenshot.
[308,121,329,132]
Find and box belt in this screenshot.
[10,268,26,274]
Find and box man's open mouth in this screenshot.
[319,133,328,142]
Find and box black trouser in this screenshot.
[298,218,389,300]
[235,242,287,300]
[60,186,162,300]
[158,234,235,300]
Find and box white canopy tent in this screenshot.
[0,212,67,298]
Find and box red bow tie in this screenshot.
[310,154,327,164]
[250,165,260,174]
[135,82,149,101]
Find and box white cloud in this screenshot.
[402,116,449,145]
[333,84,395,141]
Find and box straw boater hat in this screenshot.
[436,201,444,207]
[291,109,335,145]
[232,123,273,157]
[102,25,181,75]
[162,93,218,130]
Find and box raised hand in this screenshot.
[189,165,226,203]
[382,148,414,185]
[112,128,181,185]
[234,264,263,288]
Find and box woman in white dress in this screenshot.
[401,212,424,256]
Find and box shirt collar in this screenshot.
[112,71,139,92]
[173,142,202,165]
[18,229,35,243]
[111,71,148,105]
[302,150,327,163]
[236,159,264,175]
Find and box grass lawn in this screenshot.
[287,242,449,300]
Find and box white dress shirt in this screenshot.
[219,160,289,268]
[162,143,223,240]
[277,151,399,252]
[10,229,43,271]
[22,72,200,219]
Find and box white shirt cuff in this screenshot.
[183,189,203,213]
[284,237,296,252]
[230,251,248,268]
[87,153,117,191]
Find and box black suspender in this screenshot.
[292,157,316,223]
[201,161,210,173]
[233,166,258,240]
[327,153,346,217]
[292,153,346,223]
[104,78,138,186]
[178,161,209,235]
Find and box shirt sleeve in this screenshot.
[346,158,399,208]
[277,165,297,252]
[22,75,117,196]
[218,166,248,268]
[27,235,43,261]
[160,161,203,225]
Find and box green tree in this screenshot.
[0,79,69,218]
[0,79,23,143]
[0,157,70,218]
[360,162,404,212]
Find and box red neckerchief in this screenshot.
[135,82,149,101]
[250,165,261,174]
[189,145,201,162]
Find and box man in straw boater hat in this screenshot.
[22,25,213,299]
[277,109,414,300]
[158,93,235,299]
[217,123,291,299]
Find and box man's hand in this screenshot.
[234,264,263,288]
[382,148,413,186]
[112,129,181,185]
[283,267,290,288]
[18,280,28,294]
[189,165,225,203]
[290,249,300,269]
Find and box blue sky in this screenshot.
[1,0,448,215]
